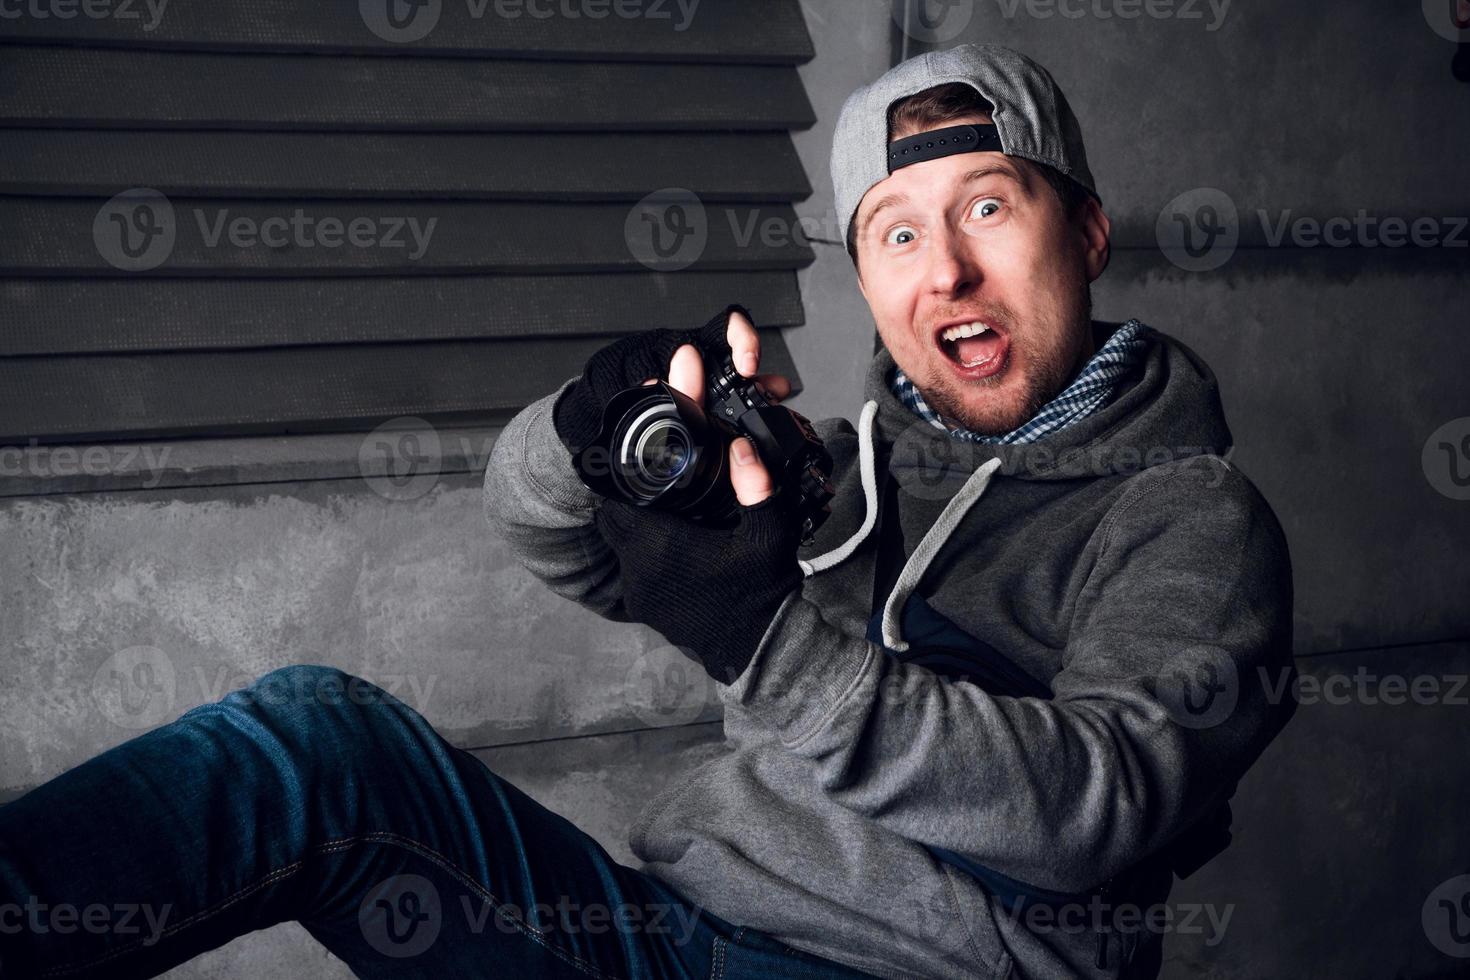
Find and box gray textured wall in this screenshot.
[3,2,1468,977]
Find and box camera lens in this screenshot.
[637,421,690,481]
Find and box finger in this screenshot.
[729,437,773,506]
[726,309,760,378]
[668,343,704,402]
[754,374,792,403]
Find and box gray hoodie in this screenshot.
[483,320,1297,979]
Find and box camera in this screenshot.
[571,352,835,543]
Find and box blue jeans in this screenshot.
[0,665,878,980]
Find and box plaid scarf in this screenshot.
[890,319,1150,445]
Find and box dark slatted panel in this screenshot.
[0,199,814,275]
[0,273,807,355]
[0,130,812,201]
[0,0,815,64]
[0,333,803,443]
[0,0,817,444]
[0,46,815,131]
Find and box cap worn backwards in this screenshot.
[830,43,1100,244]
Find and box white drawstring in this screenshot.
[798,400,880,577]
[796,400,1002,652]
[880,457,1001,652]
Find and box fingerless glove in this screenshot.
[593,495,803,685]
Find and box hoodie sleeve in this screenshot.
[719,456,1297,895]
[482,381,628,620]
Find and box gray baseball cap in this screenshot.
[831,43,1100,244]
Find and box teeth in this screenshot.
[941,321,992,342]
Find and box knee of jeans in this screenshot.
[224,664,415,760]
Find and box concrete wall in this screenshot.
[3,2,1468,978]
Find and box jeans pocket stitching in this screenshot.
[710,935,728,980]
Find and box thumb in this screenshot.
[729,437,773,506]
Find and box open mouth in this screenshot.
[935,320,1010,378]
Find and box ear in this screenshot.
[1079,197,1112,282]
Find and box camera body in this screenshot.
[572,352,835,543]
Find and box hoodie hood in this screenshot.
[868,320,1235,486]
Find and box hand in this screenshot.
[654,308,789,507]
[594,485,804,685]
[552,306,792,455]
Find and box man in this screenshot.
[0,44,1293,980]
[489,42,1296,978]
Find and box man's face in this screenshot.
[853,114,1111,435]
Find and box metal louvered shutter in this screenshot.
[0,0,817,443]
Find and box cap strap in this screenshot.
[887,124,1002,174]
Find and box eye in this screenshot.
[968,198,1003,220]
[885,225,919,246]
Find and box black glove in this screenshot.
[552,304,751,454]
[593,493,804,685]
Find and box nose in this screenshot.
[924,225,981,298]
